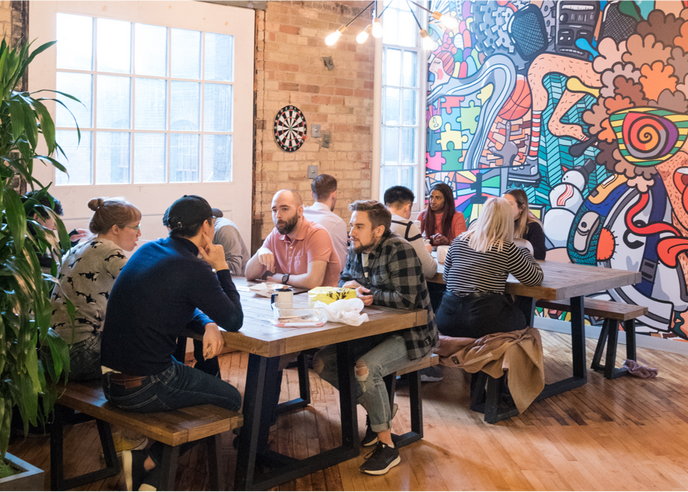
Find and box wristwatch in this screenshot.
[282,273,290,284]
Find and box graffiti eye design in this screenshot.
[610,108,688,166]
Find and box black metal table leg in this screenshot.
[159,444,180,491]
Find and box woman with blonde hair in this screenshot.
[435,197,543,338]
[47,197,141,380]
[503,188,546,260]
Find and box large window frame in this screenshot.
[29,1,254,244]
[373,0,427,209]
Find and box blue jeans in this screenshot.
[103,358,241,465]
[41,331,102,381]
[314,334,416,433]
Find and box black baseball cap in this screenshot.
[166,195,216,230]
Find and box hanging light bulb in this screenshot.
[420,29,437,51]
[357,24,373,44]
[372,17,384,38]
[431,11,458,30]
[325,25,347,46]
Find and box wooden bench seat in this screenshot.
[382,353,439,447]
[536,298,648,379]
[51,380,243,491]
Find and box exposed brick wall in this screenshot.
[0,2,12,39]
[253,1,375,246]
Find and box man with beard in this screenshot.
[313,200,437,476]
[246,189,340,288]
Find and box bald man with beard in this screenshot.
[246,189,341,288]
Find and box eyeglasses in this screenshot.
[125,224,141,232]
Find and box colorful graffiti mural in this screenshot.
[425,0,688,340]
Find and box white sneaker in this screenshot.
[419,366,444,383]
[101,433,148,459]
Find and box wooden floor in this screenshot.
[10,330,688,491]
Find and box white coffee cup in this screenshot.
[272,287,293,309]
[437,245,449,264]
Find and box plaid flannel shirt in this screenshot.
[339,231,438,360]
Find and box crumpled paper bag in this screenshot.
[249,282,283,297]
[314,298,369,326]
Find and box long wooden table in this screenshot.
[429,261,641,398]
[224,279,428,490]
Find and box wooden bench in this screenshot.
[536,298,648,379]
[51,380,243,491]
[383,353,439,447]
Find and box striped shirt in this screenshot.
[443,236,543,294]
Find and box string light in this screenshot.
[356,24,373,44]
[325,26,347,46]
[372,17,383,38]
[420,29,437,51]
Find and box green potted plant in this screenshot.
[0,38,76,488]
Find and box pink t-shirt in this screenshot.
[263,219,341,287]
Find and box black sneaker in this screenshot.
[359,442,400,475]
[139,465,161,491]
[122,450,148,491]
[361,403,398,447]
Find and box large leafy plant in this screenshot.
[0,39,76,458]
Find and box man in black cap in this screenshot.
[101,195,243,491]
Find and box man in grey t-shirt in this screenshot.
[211,209,249,276]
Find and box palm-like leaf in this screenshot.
[0,39,75,458]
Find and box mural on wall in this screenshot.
[425,0,688,340]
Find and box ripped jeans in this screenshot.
[313,334,412,433]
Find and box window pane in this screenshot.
[135,23,167,76]
[384,87,400,125]
[401,127,416,164]
[397,10,417,48]
[382,9,398,45]
[384,49,401,86]
[56,13,93,70]
[95,132,130,184]
[402,89,416,126]
[205,33,234,82]
[134,133,166,183]
[171,28,201,79]
[135,78,166,130]
[96,75,131,129]
[383,127,399,165]
[97,18,131,73]
[56,130,91,185]
[399,165,415,190]
[204,84,232,132]
[56,72,92,128]
[403,51,417,87]
[170,81,200,130]
[381,166,399,196]
[203,134,232,182]
[170,133,199,182]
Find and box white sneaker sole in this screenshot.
[361,455,401,476]
[122,451,134,491]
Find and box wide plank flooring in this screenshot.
[9,330,688,490]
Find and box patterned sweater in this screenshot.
[339,231,438,360]
[50,238,127,344]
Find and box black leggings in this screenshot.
[435,291,527,339]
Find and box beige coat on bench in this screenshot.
[435,328,545,413]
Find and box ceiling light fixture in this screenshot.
[407,0,459,30]
[325,1,376,46]
[405,0,438,51]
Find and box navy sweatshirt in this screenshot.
[101,236,243,376]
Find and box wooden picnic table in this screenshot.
[428,260,641,397]
[225,278,428,490]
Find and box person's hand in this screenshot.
[354,285,373,306]
[342,280,363,289]
[430,234,450,246]
[202,323,224,359]
[198,233,229,271]
[256,247,275,272]
[69,228,89,242]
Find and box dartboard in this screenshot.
[274,105,307,152]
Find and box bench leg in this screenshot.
[158,444,180,491]
[625,319,637,361]
[207,435,223,491]
[408,370,423,438]
[50,406,119,491]
[591,318,612,372]
[604,318,620,379]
